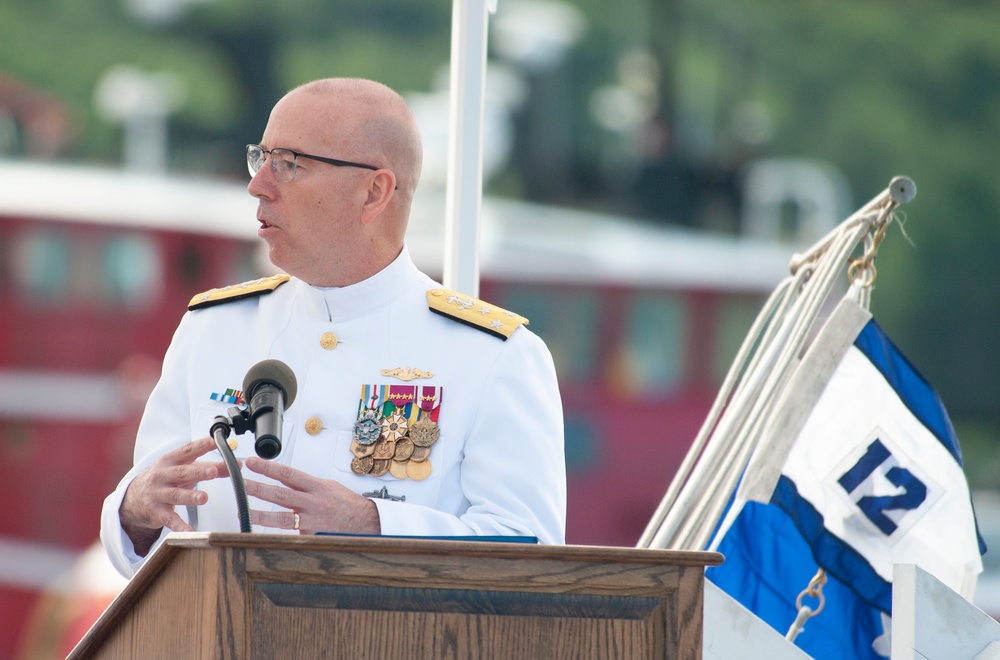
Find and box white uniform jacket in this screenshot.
[101,248,566,578]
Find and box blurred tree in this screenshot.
[0,0,450,174]
[171,0,451,175]
[490,0,1000,481]
[732,1,1000,481]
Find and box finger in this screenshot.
[195,458,241,479]
[159,463,222,488]
[249,508,299,531]
[159,509,196,533]
[245,456,315,490]
[125,486,203,532]
[161,437,220,467]
[155,484,210,508]
[244,478,298,508]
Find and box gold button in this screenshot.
[305,417,324,435]
[320,332,339,350]
[227,438,238,451]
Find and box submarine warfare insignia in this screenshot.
[350,384,442,481]
[380,366,435,382]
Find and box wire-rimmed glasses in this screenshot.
[246,144,380,182]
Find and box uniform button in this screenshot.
[320,332,339,350]
[305,417,324,435]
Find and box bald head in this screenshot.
[290,78,423,200]
[249,78,426,286]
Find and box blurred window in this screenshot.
[615,292,685,395]
[14,231,70,302]
[712,296,765,384]
[495,285,599,383]
[102,235,162,308]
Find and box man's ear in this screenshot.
[360,170,397,225]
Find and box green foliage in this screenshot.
[0,0,451,166]
[0,2,240,160]
[666,1,1000,437]
[282,31,449,94]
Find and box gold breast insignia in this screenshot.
[380,366,434,382]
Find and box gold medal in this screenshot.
[406,459,432,481]
[409,417,440,447]
[372,438,396,460]
[370,459,391,477]
[351,455,374,475]
[351,438,376,458]
[393,438,415,461]
[409,446,431,462]
[390,460,409,479]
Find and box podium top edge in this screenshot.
[164,532,724,567]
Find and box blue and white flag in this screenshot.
[707,297,985,659]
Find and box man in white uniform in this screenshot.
[101,78,566,578]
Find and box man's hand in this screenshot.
[244,457,381,535]
[119,436,234,556]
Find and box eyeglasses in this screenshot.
[246,144,380,182]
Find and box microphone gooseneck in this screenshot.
[208,359,299,533]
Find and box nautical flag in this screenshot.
[706,297,985,659]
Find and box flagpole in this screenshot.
[443,0,495,298]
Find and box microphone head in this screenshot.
[242,359,298,409]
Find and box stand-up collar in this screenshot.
[291,246,422,322]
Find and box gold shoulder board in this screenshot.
[188,274,291,311]
[427,288,528,341]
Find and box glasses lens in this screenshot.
[246,145,265,176]
[270,149,297,182]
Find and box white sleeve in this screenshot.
[100,312,200,578]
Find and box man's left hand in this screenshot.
[244,457,381,535]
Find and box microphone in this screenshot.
[242,359,298,459]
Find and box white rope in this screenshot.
[691,215,885,551]
[641,276,799,548]
[638,177,914,551]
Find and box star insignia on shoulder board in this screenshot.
[426,288,529,341]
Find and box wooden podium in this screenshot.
[70,533,721,659]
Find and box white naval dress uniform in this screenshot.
[101,247,566,578]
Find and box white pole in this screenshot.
[443,0,492,297]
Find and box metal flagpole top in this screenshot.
[443,0,499,298]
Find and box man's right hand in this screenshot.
[118,436,234,556]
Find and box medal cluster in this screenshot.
[351,385,441,481]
